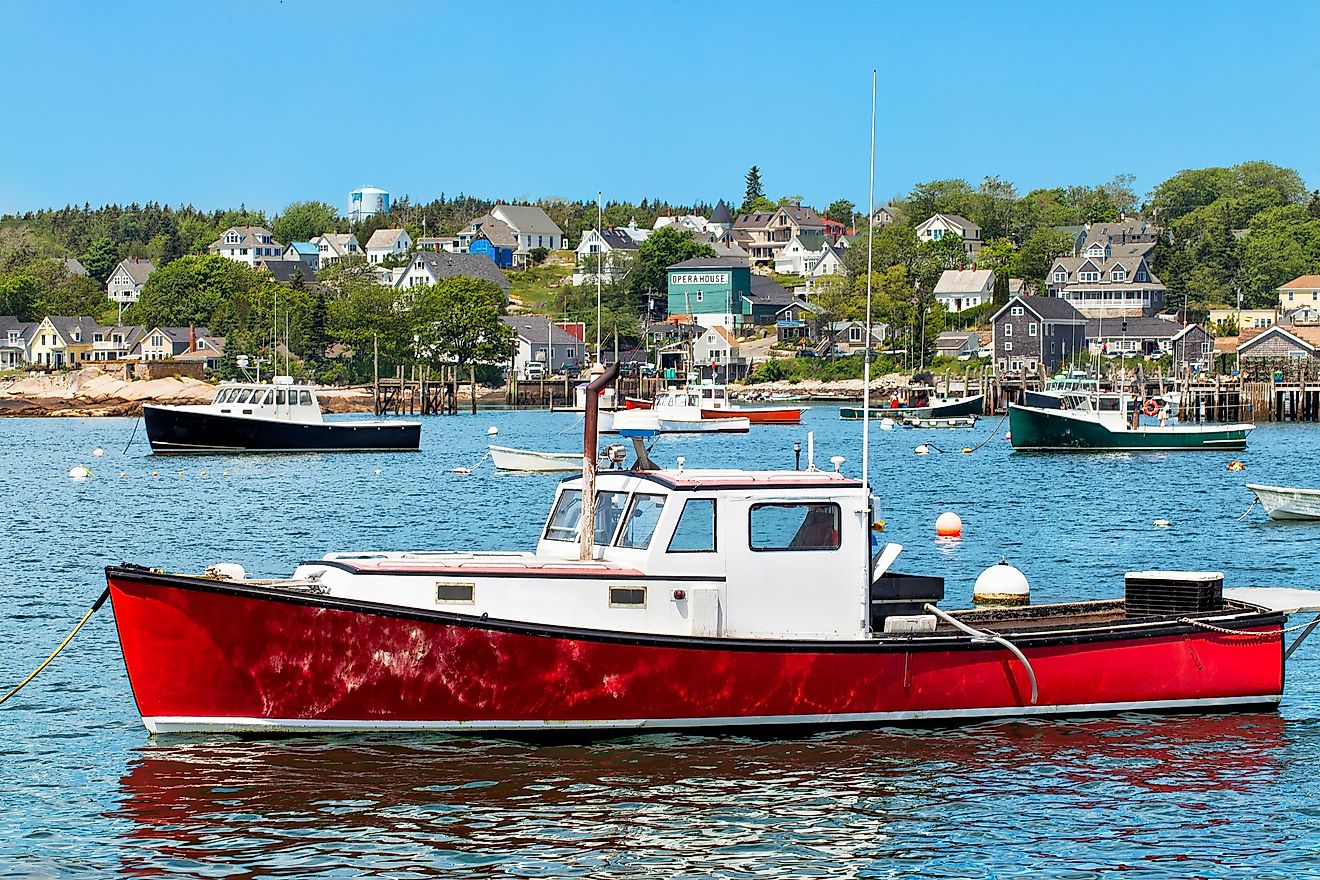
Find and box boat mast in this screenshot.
[597,191,603,367]
[862,69,876,503]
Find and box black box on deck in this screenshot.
[870,572,945,624]
[1124,571,1223,617]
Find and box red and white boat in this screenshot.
[610,388,750,434]
[105,367,1320,735]
[626,380,803,424]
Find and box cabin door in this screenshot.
[722,495,860,639]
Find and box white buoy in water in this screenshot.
[92,447,105,457]
[973,558,1030,606]
[1153,519,1171,528]
[487,426,499,436]
[68,465,92,480]
[880,417,895,431]
[1005,431,1012,441]
[914,444,930,455]
[374,469,382,476]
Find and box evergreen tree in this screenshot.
[305,288,328,363]
[743,166,764,210]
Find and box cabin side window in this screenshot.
[544,490,583,541]
[236,389,253,404]
[668,498,716,552]
[299,391,314,406]
[615,494,666,549]
[260,390,274,405]
[749,503,841,551]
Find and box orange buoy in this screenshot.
[936,511,963,537]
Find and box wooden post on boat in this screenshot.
[580,362,620,561]
[372,334,380,416]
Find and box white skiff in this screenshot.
[488,444,584,472]
[1246,483,1320,521]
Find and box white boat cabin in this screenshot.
[205,377,325,424]
[294,468,880,640]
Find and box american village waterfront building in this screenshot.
[666,257,753,330]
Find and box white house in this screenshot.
[284,242,320,271]
[311,233,361,266]
[693,325,739,367]
[460,205,564,255]
[393,252,512,298]
[501,316,584,377]
[573,227,641,286]
[807,243,846,279]
[208,227,284,266]
[106,258,156,305]
[774,233,828,275]
[654,214,709,234]
[365,228,413,264]
[914,213,982,258]
[934,269,995,313]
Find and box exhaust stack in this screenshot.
[580,362,621,561]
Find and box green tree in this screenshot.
[82,237,119,285]
[975,237,1017,304]
[630,226,717,303]
[304,288,329,363]
[272,201,339,246]
[0,275,40,321]
[127,254,261,328]
[743,166,765,210]
[1014,228,1075,286]
[412,277,511,413]
[824,199,855,225]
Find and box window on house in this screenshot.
[1028,323,1037,337]
[1003,324,1013,337]
[695,291,703,303]
[1004,340,1013,351]
[1079,271,1100,282]
[1028,360,1037,371]
[932,228,943,240]
[1011,307,1023,316]
[1053,271,1066,283]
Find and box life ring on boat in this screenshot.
[1143,399,1159,417]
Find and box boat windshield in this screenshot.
[616,494,666,549]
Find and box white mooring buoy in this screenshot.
[487,426,499,436]
[973,558,1030,606]
[68,465,92,480]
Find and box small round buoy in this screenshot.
[92,447,105,457]
[880,417,895,431]
[974,558,1030,606]
[68,465,92,480]
[374,469,382,476]
[961,447,972,454]
[1153,519,1171,528]
[199,471,207,477]
[1005,431,1012,441]
[222,471,229,477]
[914,444,930,455]
[487,426,499,436]
[1227,460,1245,471]
[178,470,185,477]
[119,472,126,479]
[936,511,962,537]
[151,471,158,477]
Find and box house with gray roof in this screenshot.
[63,257,89,277]
[708,200,734,235]
[934,268,995,314]
[501,316,585,377]
[1074,219,1159,258]
[394,252,511,298]
[256,258,313,286]
[0,316,34,369]
[106,258,156,306]
[310,233,361,266]
[990,295,1087,373]
[209,226,283,267]
[131,326,211,362]
[457,205,563,265]
[774,232,829,275]
[573,226,642,286]
[915,213,983,258]
[365,228,413,264]
[1084,315,1183,359]
[935,330,982,359]
[732,204,826,266]
[1047,252,1166,318]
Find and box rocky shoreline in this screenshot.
[0,368,377,417]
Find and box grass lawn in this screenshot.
[506,255,574,314]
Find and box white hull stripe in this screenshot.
[143,695,1282,734]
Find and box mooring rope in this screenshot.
[965,411,1009,454]
[121,413,142,454]
[0,588,110,709]
[1236,497,1259,521]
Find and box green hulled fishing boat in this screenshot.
[1008,393,1252,452]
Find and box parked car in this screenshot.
[522,361,546,381]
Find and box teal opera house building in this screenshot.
[666,257,753,329]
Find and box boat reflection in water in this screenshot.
[110,714,1291,876]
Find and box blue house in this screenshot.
[469,233,513,269]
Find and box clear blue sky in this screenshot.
[2,1,1318,216]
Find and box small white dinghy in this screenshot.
[1246,484,1320,521]
[489,444,584,473]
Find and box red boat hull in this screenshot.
[106,569,1285,734]
[701,407,802,424]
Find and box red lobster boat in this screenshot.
[105,367,1320,735]
[626,379,803,424]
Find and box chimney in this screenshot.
[189,324,196,352]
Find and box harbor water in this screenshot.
[2,409,1320,877]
